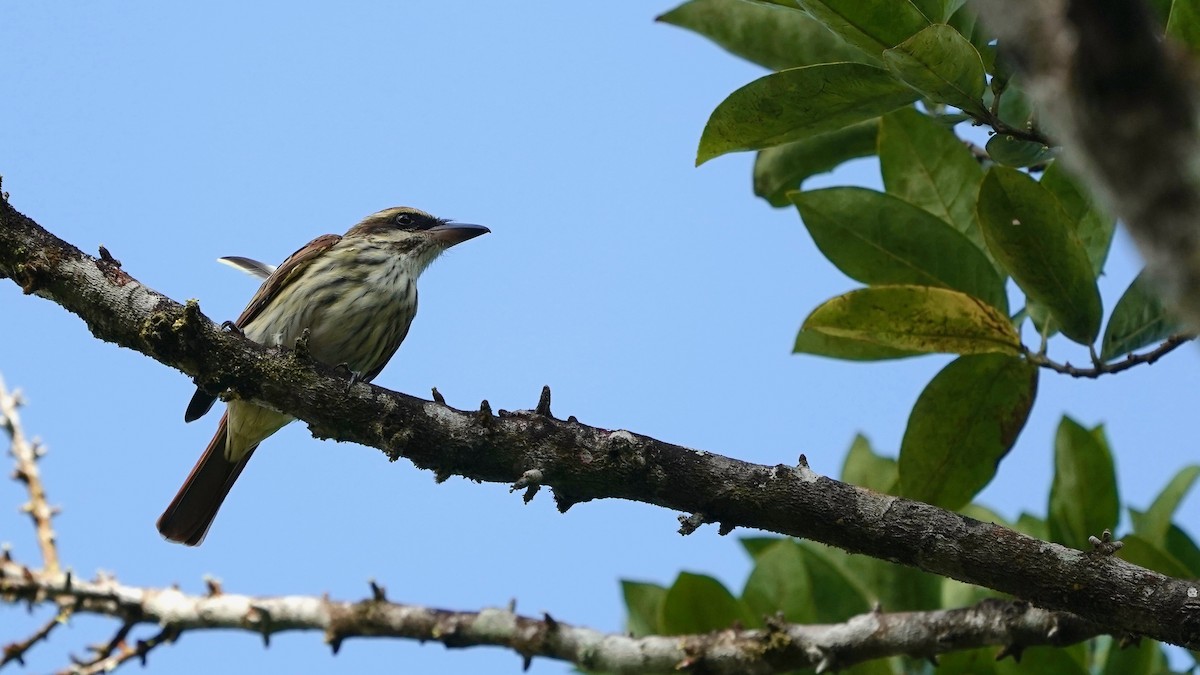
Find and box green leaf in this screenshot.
[742,539,815,623]
[794,0,931,57]
[621,580,667,637]
[844,661,896,675]
[698,64,918,164]
[918,0,965,22]
[1131,465,1200,545]
[796,543,874,622]
[898,355,1037,510]
[961,503,1008,525]
[1165,524,1200,577]
[977,167,1103,344]
[881,24,988,115]
[658,0,870,70]
[878,108,988,256]
[740,536,785,561]
[941,579,996,615]
[754,120,879,206]
[938,649,999,675]
[802,285,1022,356]
[1026,299,1060,340]
[1167,0,1200,53]
[995,646,1088,675]
[1040,161,1116,276]
[793,328,922,361]
[659,572,757,634]
[1118,534,1194,578]
[1048,417,1119,550]
[844,555,943,611]
[793,188,1007,311]
[988,79,1034,129]
[1100,270,1182,362]
[1014,512,1049,540]
[1102,635,1166,675]
[984,134,1056,167]
[948,4,994,72]
[801,540,940,614]
[841,433,898,493]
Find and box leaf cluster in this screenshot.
[643,0,1200,670]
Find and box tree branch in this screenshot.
[0,373,59,574]
[0,552,1110,674]
[3,197,1200,647]
[1025,335,1194,378]
[973,0,1200,330]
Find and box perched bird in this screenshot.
[158,206,488,545]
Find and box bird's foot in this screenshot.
[220,320,244,337]
[333,363,363,391]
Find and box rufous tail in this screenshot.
[157,413,256,546]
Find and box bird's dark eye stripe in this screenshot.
[391,212,442,231]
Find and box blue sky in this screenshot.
[2,3,1198,674]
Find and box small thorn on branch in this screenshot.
[326,630,344,655]
[535,386,552,417]
[510,469,543,503]
[1117,634,1142,649]
[1088,529,1124,556]
[97,245,122,267]
[996,643,1024,662]
[369,578,387,602]
[203,575,223,597]
[246,605,273,647]
[431,387,446,404]
[677,512,708,536]
[508,470,542,492]
[477,400,493,425]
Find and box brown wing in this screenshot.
[184,233,342,423]
[234,233,342,329]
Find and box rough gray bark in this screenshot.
[0,555,1103,674]
[3,194,1200,648]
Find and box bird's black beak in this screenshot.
[429,222,490,246]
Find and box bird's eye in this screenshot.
[394,213,414,227]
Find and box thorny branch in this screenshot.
[0,550,1112,675]
[0,374,59,573]
[2,183,1200,649]
[0,374,1120,673]
[0,374,71,669]
[1025,335,1194,378]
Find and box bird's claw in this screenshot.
[334,363,362,391]
[220,320,244,337]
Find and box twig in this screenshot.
[1025,335,1193,378]
[61,623,177,675]
[0,374,59,573]
[1,608,68,668]
[0,554,1107,675]
[984,115,1051,147]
